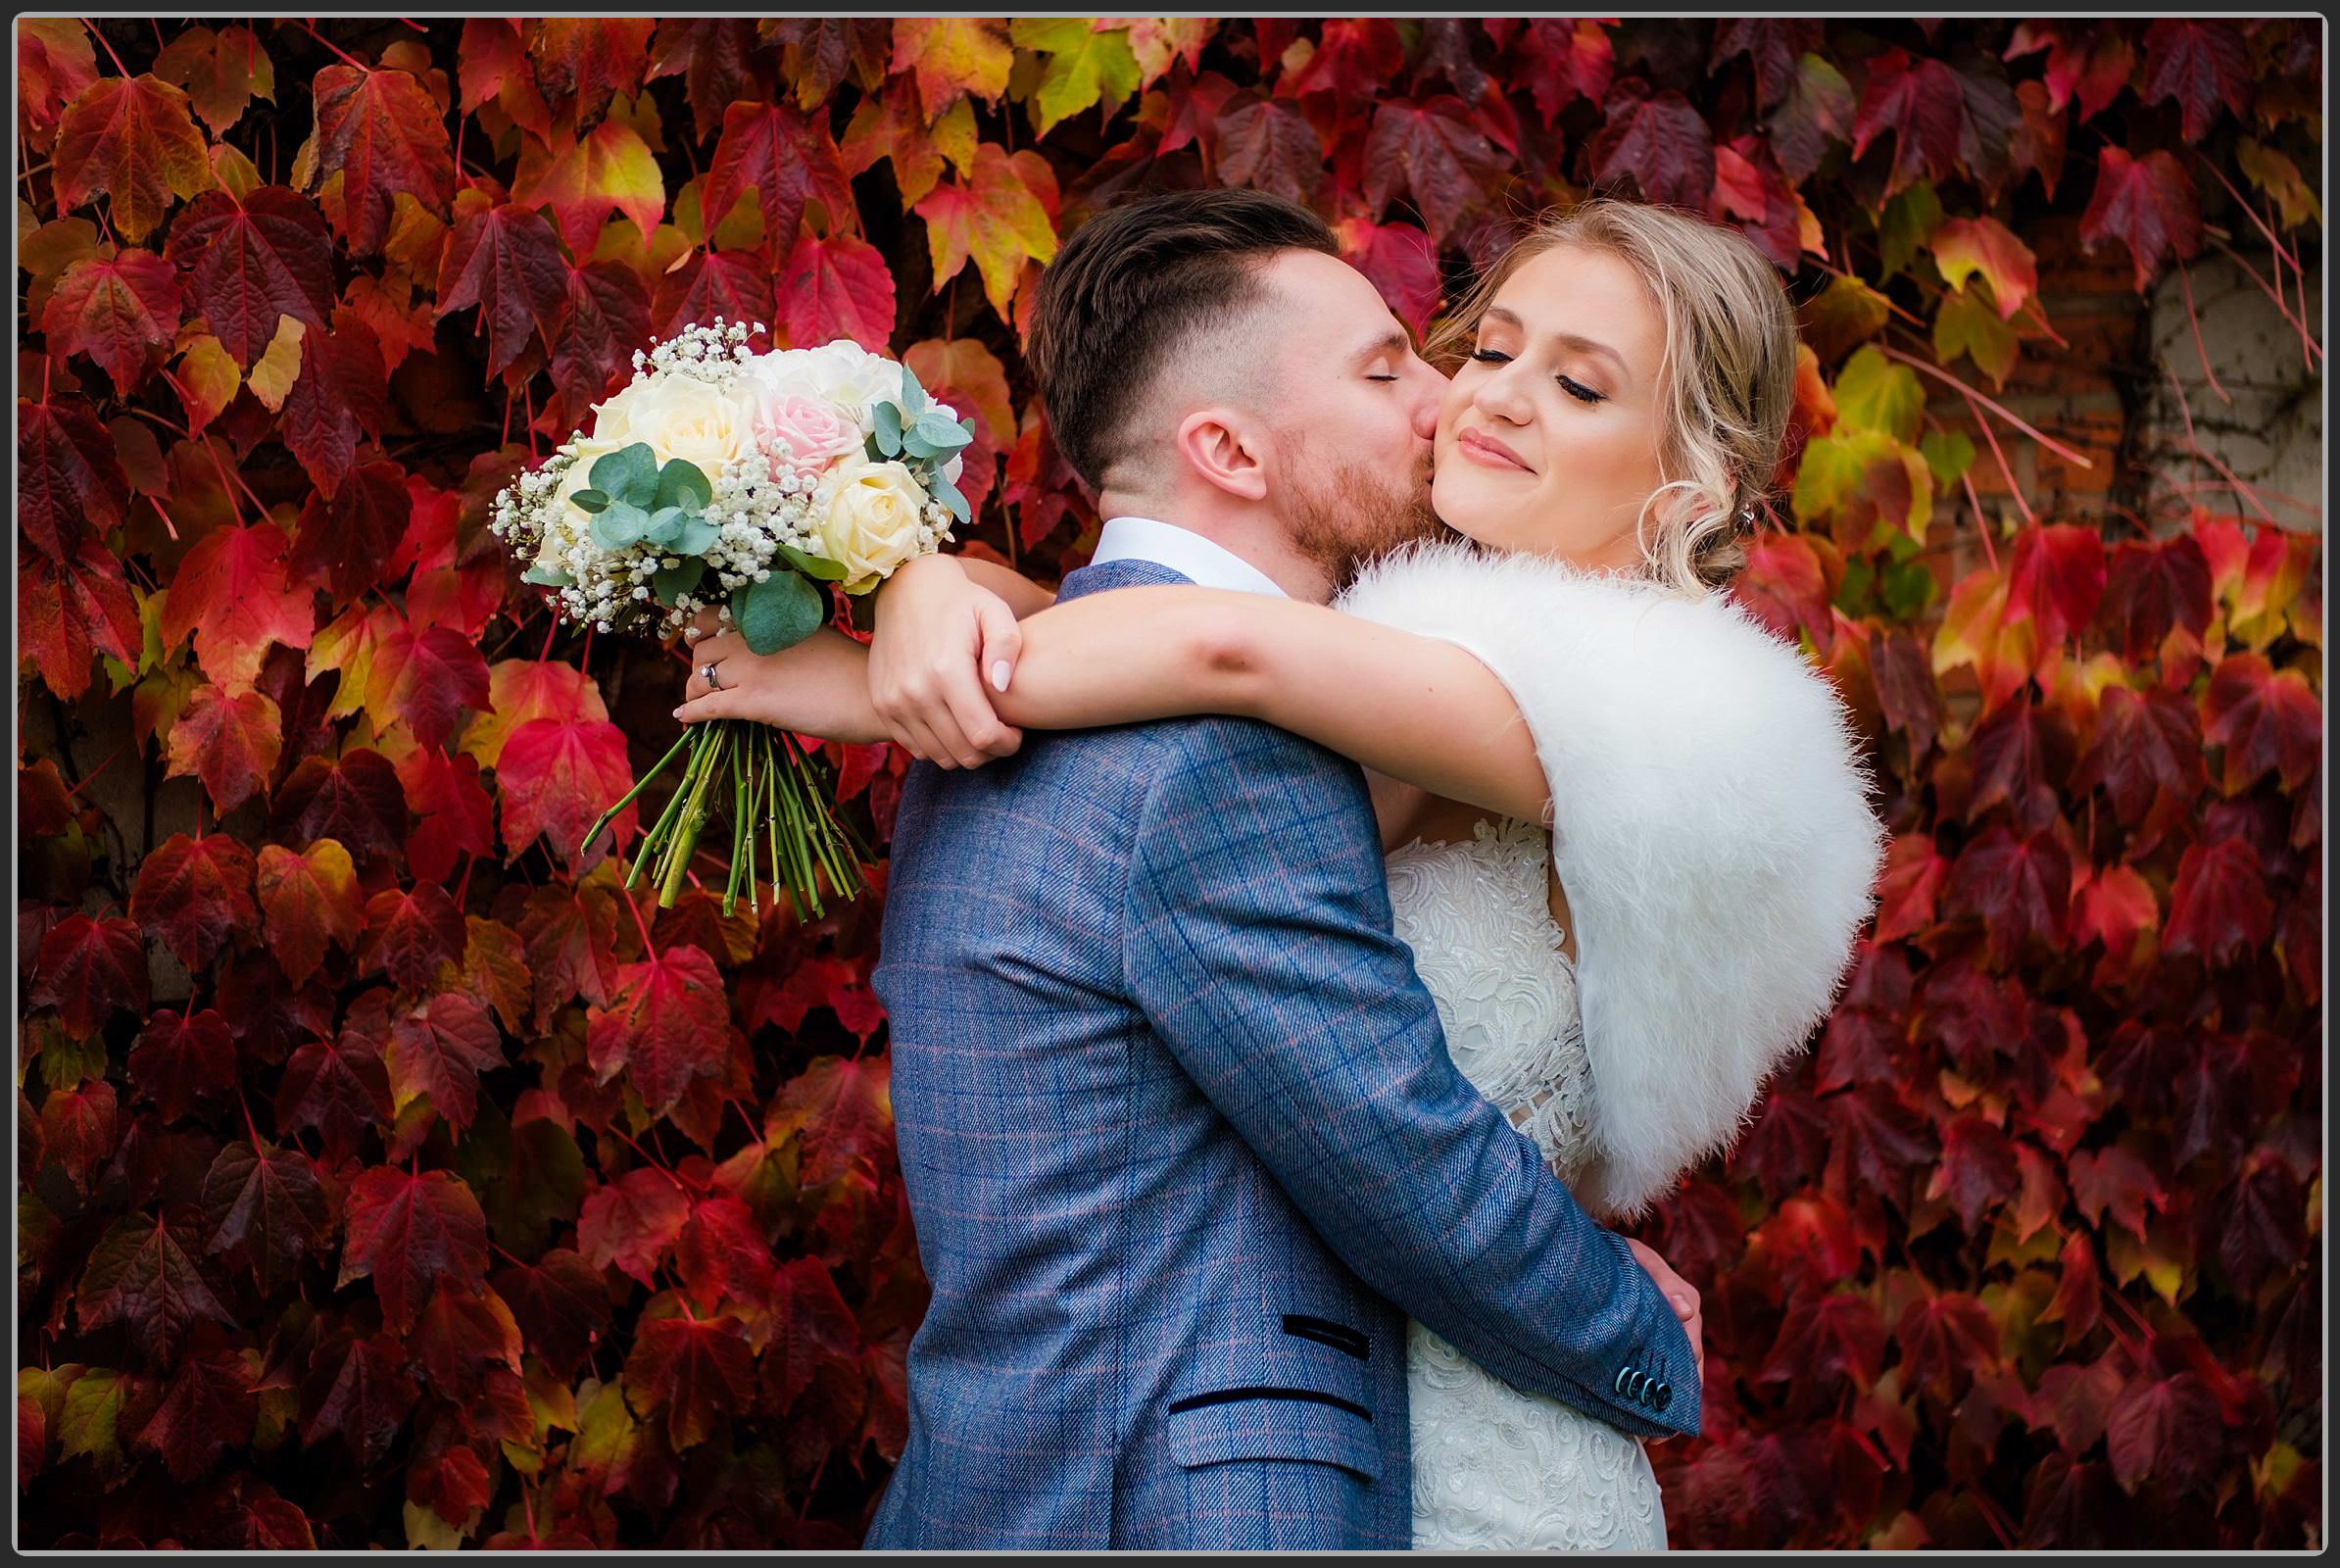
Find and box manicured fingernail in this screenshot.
[671,708,682,717]
[991,661,1010,692]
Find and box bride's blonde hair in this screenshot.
[1428,199,1799,598]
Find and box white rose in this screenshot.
[944,451,965,486]
[810,457,931,590]
[586,374,753,479]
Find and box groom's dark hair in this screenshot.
[1028,188,1339,493]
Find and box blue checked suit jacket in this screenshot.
[865,558,1700,1550]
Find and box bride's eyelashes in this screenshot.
[1469,348,1607,407]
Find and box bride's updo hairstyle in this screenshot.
[1429,199,1799,597]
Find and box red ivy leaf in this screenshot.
[1942,825,2072,965]
[1214,96,1325,205]
[42,248,182,395]
[337,1165,490,1334]
[298,1330,420,1467]
[1361,96,1501,245]
[31,913,150,1038]
[400,746,497,886]
[1594,85,1716,210]
[255,839,365,988]
[1759,1291,1886,1392]
[21,540,144,702]
[76,1209,239,1364]
[365,615,493,752]
[2140,21,2253,143]
[433,201,568,381]
[1926,1114,2021,1230]
[274,1013,395,1159]
[269,748,410,861]
[2067,1143,2166,1237]
[776,231,898,352]
[2105,1367,2220,1493]
[676,1195,776,1313]
[622,1309,755,1450]
[163,682,282,815]
[39,1079,119,1193]
[2072,685,2205,826]
[49,74,213,244]
[119,1340,257,1482]
[129,832,258,972]
[704,100,857,259]
[2004,523,2107,644]
[491,1248,612,1381]
[199,1138,330,1286]
[386,992,506,1133]
[1850,49,1967,195]
[309,63,457,256]
[1894,1289,1998,1396]
[290,457,409,598]
[163,185,338,370]
[763,1055,894,1190]
[20,396,132,562]
[2198,652,2320,794]
[1335,219,1441,343]
[587,945,730,1119]
[360,883,468,994]
[2162,833,2277,965]
[2078,146,2203,294]
[496,714,639,874]
[157,520,316,692]
[411,1278,524,1394]
[126,1006,238,1123]
[578,1166,692,1290]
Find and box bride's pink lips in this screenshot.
[1456,427,1533,473]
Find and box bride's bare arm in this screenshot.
[994,585,1553,825]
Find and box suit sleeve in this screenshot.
[1118,717,1699,1439]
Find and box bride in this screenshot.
[676,199,1884,1548]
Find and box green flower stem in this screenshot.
[580,725,696,865]
[658,720,727,907]
[626,725,707,892]
[722,730,748,916]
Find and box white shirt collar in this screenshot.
[1086,515,1291,599]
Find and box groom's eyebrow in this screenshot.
[1485,308,1628,378]
[1352,328,1410,367]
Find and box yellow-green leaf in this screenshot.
[912,143,1058,318]
[245,314,306,412]
[1932,287,2019,389]
[891,18,1014,120]
[1009,18,1142,136]
[1832,345,1925,444]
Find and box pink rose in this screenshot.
[747,387,863,471]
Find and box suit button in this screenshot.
[1614,1366,1634,1396]
[1630,1371,1650,1401]
[1652,1381,1673,1411]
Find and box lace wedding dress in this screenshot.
[1385,815,1669,1551]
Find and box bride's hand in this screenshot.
[868,554,1025,769]
[670,609,888,744]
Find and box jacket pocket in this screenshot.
[1164,1386,1383,1482]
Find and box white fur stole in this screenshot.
[1338,539,1887,1221]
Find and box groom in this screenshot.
[866,190,1700,1550]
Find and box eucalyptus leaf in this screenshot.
[776,542,851,582]
[930,470,970,527]
[520,562,572,587]
[913,409,973,451]
[644,505,686,546]
[589,442,659,505]
[898,362,930,415]
[670,515,720,556]
[734,568,827,655]
[872,402,903,457]
[588,500,650,551]
[568,488,610,514]
[900,427,940,460]
[655,460,713,513]
[650,557,708,607]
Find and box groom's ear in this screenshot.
[1174,408,1270,502]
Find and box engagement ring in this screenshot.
[700,662,723,690]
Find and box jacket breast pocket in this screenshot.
[1164,1385,1384,1483]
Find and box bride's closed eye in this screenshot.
[1472,348,1607,407]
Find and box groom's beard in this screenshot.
[1284,451,1454,596]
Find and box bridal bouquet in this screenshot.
[490,318,973,917]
